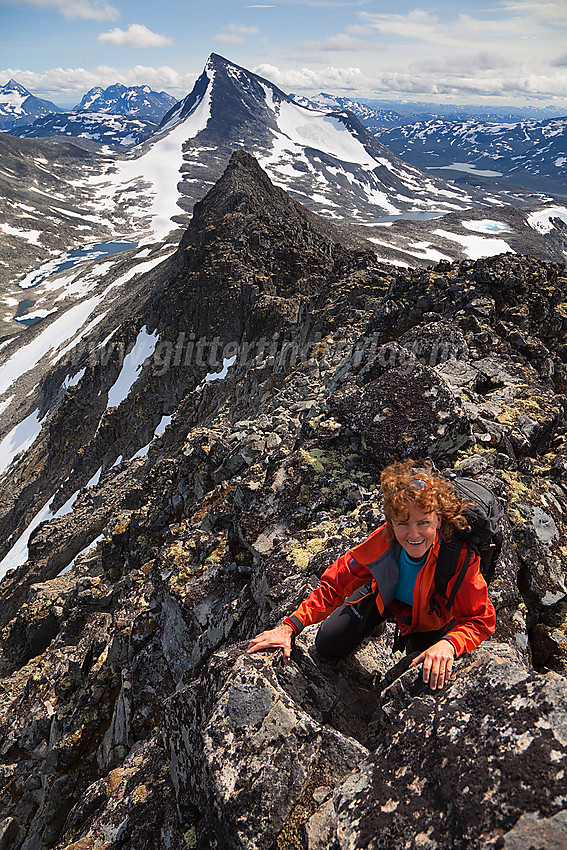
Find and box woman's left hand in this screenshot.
[410,639,456,690]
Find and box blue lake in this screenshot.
[19,239,138,290]
[373,211,448,223]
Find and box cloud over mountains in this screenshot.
[97,24,172,49]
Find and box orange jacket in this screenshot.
[287,522,495,657]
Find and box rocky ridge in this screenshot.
[11,112,158,151]
[0,151,566,849]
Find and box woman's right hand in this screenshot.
[246,623,294,664]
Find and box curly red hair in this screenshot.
[380,458,470,541]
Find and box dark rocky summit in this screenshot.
[0,151,566,849]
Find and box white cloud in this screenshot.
[98,24,173,49]
[498,0,567,25]
[5,0,119,20]
[253,59,567,102]
[280,2,567,104]
[0,65,197,102]
[347,24,372,36]
[212,22,260,44]
[300,34,375,51]
[410,51,516,75]
[212,33,246,44]
[253,63,367,91]
[360,4,567,48]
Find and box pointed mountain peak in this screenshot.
[3,79,30,95]
[159,52,295,132]
[190,149,299,223]
[179,149,345,271]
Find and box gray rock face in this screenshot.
[335,643,567,849]
[165,647,367,850]
[0,153,565,849]
[330,357,470,466]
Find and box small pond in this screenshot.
[19,239,138,290]
[373,210,448,224]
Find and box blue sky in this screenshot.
[1,0,566,108]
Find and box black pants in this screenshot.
[314,580,451,659]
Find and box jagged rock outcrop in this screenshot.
[0,152,566,849]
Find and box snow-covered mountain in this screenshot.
[11,111,157,149]
[0,79,61,130]
[376,116,567,195]
[1,52,565,328]
[97,52,475,243]
[74,84,177,123]
[290,92,402,130]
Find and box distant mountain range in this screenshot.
[73,83,177,123]
[3,78,566,202]
[0,52,566,317]
[0,79,62,130]
[127,52,472,233]
[289,92,402,130]
[1,82,178,146]
[11,112,158,149]
[375,116,567,196]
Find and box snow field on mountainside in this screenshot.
[260,89,469,215]
[407,242,453,263]
[0,408,45,477]
[97,69,214,242]
[0,488,80,579]
[62,368,86,389]
[273,100,377,168]
[0,223,42,245]
[433,229,514,260]
[15,309,57,326]
[0,90,27,113]
[0,253,172,403]
[527,206,567,233]
[106,326,159,409]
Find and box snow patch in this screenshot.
[431,162,502,177]
[108,69,214,241]
[62,368,86,390]
[434,229,514,260]
[0,223,42,244]
[87,466,102,487]
[106,326,159,409]
[0,488,79,578]
[57,533,105,576]
[527,206,567,234]
[461,220,512,235]
[202,355,237,385]
[0,408,45,477]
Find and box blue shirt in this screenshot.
[395,548,428,606]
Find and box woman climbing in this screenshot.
[247,458,496,690]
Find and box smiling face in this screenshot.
[391,503,442,558]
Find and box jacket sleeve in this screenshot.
[445,553,496,656]
[287,550,371,632]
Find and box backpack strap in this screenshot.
[428,538,472,616]
[445,547,473,611]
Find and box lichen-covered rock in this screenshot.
[163,646,368,850]
[0,154,566,850]
[334,643,567,850]
[330,359,471,467]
